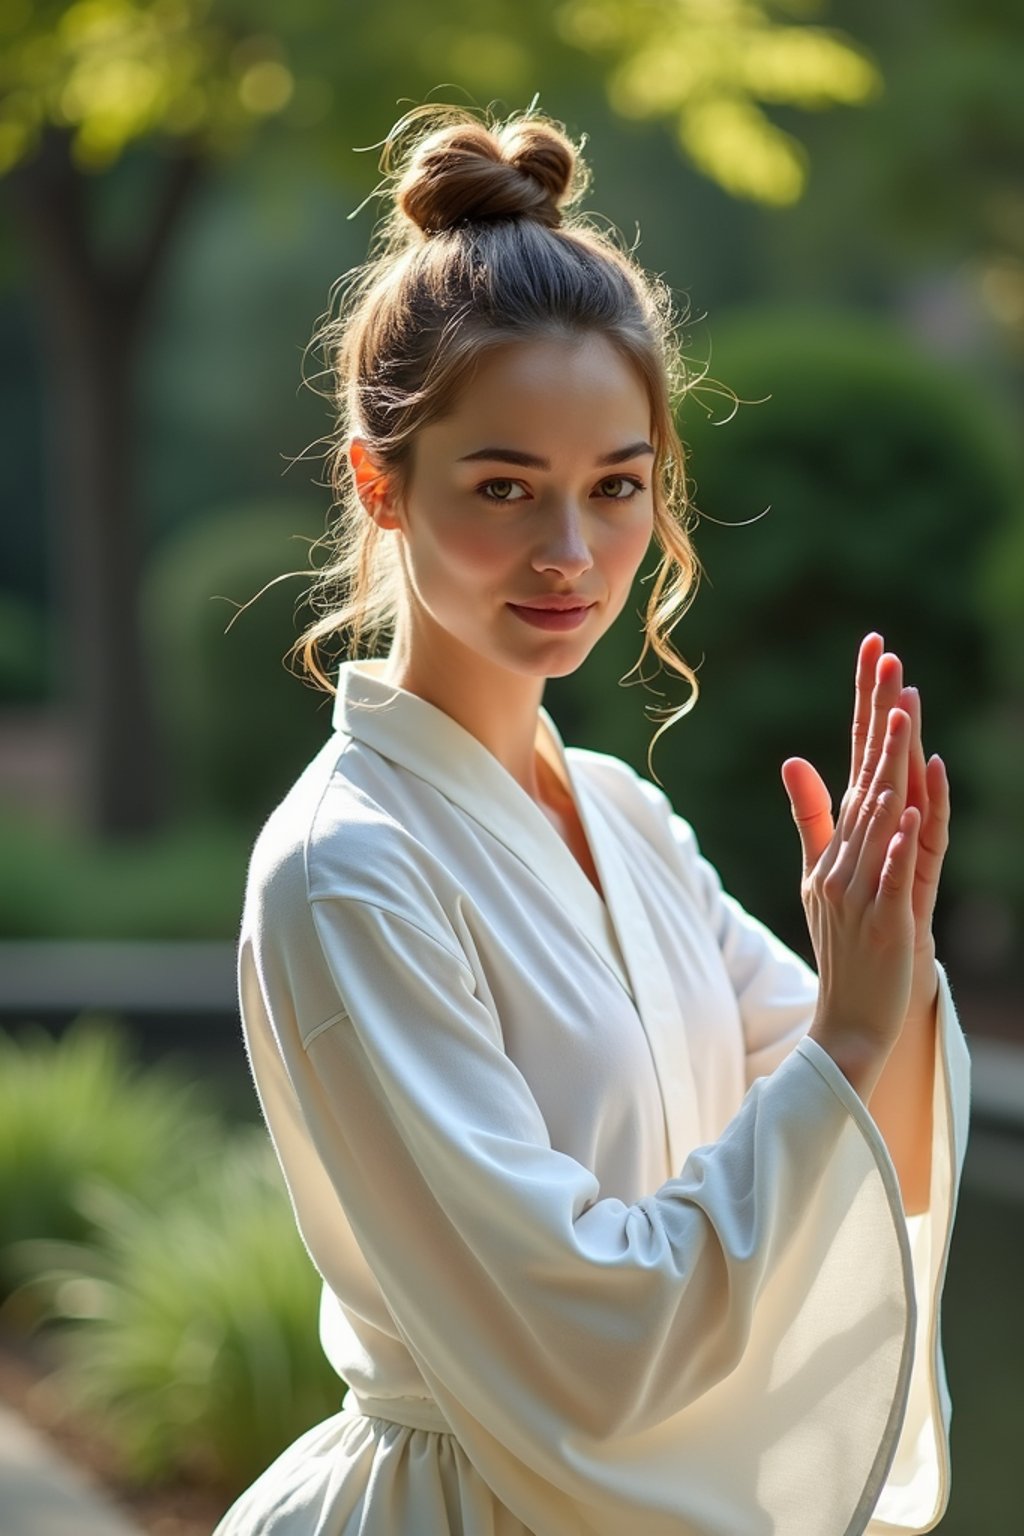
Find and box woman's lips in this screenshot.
[506,602,595,631]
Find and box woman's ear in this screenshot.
[348,437,399,526]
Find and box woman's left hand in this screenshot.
[782,633,950,1026]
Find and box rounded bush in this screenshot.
[143,501,333,825]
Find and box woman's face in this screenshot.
[355,331,656,681]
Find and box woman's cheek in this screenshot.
[604,506,654,578]
[433,511,519,577]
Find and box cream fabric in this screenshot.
[213,658,971,1536]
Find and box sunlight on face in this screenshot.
[391,331,656,682]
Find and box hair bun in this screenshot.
[394,113,580,237]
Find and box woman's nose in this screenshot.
[531,501,594,578]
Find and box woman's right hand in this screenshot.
[782,681,921,1101]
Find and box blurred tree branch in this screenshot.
[556,0,882,204]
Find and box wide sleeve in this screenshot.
[865,961,971,1535]
[628,773,973,1532]
[285,885,966,1536]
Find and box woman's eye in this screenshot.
[476,476,644,504]
[597,476,644,500]
[479,479,527,502]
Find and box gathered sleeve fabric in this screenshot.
[282,855,966,1536]
[619,767,972,1532]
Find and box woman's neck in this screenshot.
[378,640,551,803]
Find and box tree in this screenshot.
[0,0,884,833]
[2,0,284,832]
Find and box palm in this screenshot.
[781,636,949,1017]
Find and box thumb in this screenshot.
[781,758,834,879]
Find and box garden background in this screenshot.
[1,2,1022,1532]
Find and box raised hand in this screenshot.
[780,635,950,1095]
[842,637,949,1022]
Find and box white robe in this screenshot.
[214,657,971,1536]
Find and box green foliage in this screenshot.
[0,1015,224,1302]
[0,591,49,703]
[937,1185,1024,1533]
[0,0,296,174]
[0,1015,343,1490]
[978,490,1024,693]
[143,500,331,825]
[0,806,248,938]
[9,1129,342,1489]
[951,487,1024,935]
[824,0,1024,278]
[1,0,887,203]
[560,0,883,204]
[554,306,1018,953]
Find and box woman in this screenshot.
[213,103,970,1535]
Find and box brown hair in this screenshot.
[287,101,716,771]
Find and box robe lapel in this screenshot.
[571,772,702,1174]
[331,661,632,997]
[333,659,700,1175]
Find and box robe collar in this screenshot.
[332,658,701,1171]
[331,659,626,982]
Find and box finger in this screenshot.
[839,633,884,832]
[871,704,911,815]
[781,758,834,880]
[863,654,904,795]
[837,707,912,888]
[901,685,928,817]
[849,633,884,789]
[873,804,920,919]
[841,651,903,837]
[912,753,950,930]
[920,752,950,860]
[845,785,905,908]
[837,706,911,884]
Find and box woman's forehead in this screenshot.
[469,331,643,393]
[426,334,652,456]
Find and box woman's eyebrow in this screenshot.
[456,440,654,470]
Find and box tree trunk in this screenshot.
[5,128,203,837]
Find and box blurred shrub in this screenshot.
[9,1129,342,1491]
[982,497,1024,690]
[0,1015,224,1304]
[553,305,1019,957]
[0,591,50,704]
[0,807,248,938]
[143,501,333,825]
[950,485,1024,962]
[939,1184,1024,1533]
